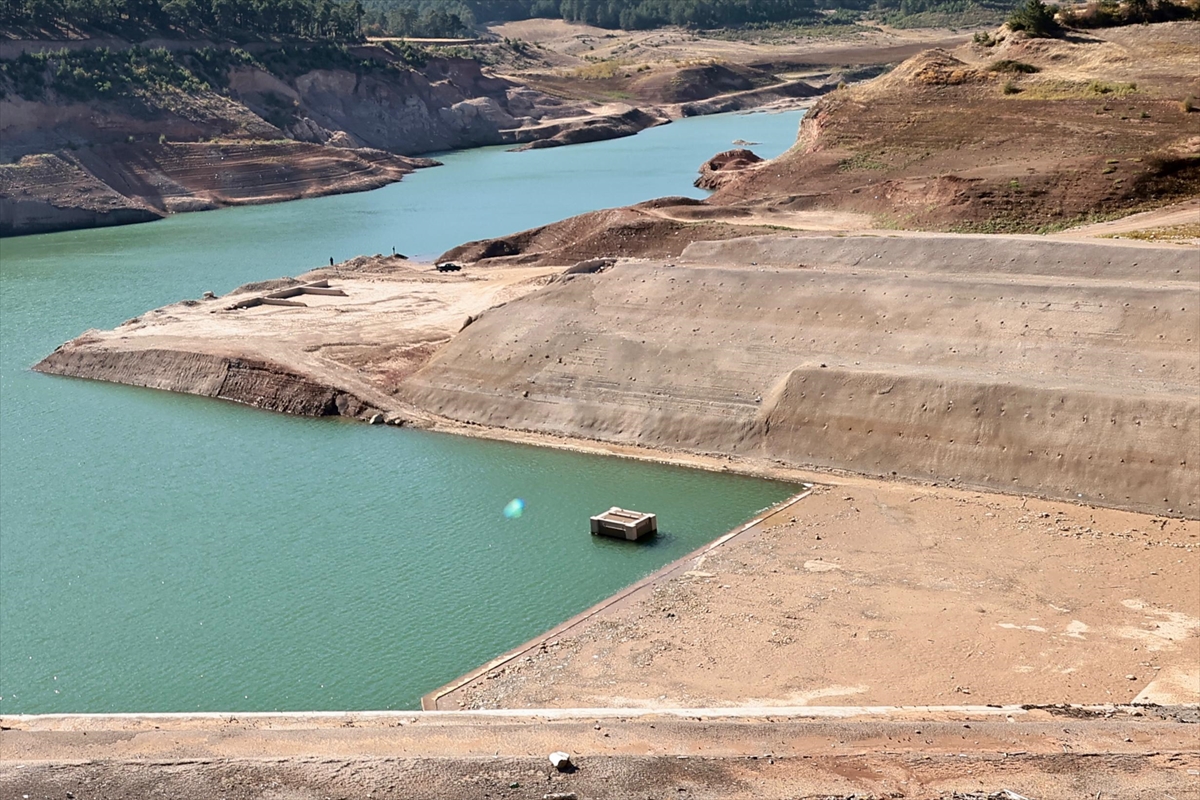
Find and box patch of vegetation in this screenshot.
[572,58,634,80]
[1087,80,1137,96]
[0,47,205,101]
[1,0,364,41]
[1001,78,1020,94]
[1012,79,1129,100]
[949,211,1122,235]
[1102,222,1200,241]
[706,12,871,42]
[363,6,471,37]
[872,0,1012,29]
[989,59,1038,73]
[838,151,889,172]
[1059,0,1200,29]
[357,0,1017,36]
[0,42,434,101]
[1006,0,1061,36]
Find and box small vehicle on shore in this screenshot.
[436,262,462,272]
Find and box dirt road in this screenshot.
[3,706,1196,799]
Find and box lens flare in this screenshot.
[503,498,525,519]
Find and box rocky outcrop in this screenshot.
[0,48,658,236]
[694,149,765,191]
[0,143,432,235]
[0,153,164,236]
[506,107,667,151]
[35,345,380,419]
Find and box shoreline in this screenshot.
[420,485,815,711]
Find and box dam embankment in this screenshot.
[399,234,1199,517]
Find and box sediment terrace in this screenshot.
[36,233,1199,518]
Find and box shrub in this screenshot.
[1002,79,1021,94]
[1007,0,1062,37]
[1088,80,1136,96]
[990,59,1039,73]
[1183,96,1196,113]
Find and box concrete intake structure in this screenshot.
[591,507,657,540]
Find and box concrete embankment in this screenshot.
[2,706,1196,799]
[400,235,1199,517]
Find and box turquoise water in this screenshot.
[0,111,803,713]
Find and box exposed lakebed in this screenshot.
[0,111,802,713]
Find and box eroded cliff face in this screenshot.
[37,345,381,419]
[399,235,1199,517]
[0,50,658,235]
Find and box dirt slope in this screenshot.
[402,234,1198,517]
[711,22,1200,231]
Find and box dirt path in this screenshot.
[1052,198,1200,242]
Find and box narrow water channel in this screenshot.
[0,111,803,713]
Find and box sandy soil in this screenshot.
[436,479,1198,711]
[489,18,969,72]
[33,257,563,421]
[1052,197,1200,242]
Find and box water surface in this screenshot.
[0,111,803,713]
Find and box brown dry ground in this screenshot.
[447,22,1200,262]
[438,481,1199,712]
[713,22,1200,233]
[37,233,1200,517]
[484,18,970,107]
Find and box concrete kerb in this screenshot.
[9,703,1186,731]
[419,485,814,711]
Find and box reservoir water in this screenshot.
[0,111,803,713]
